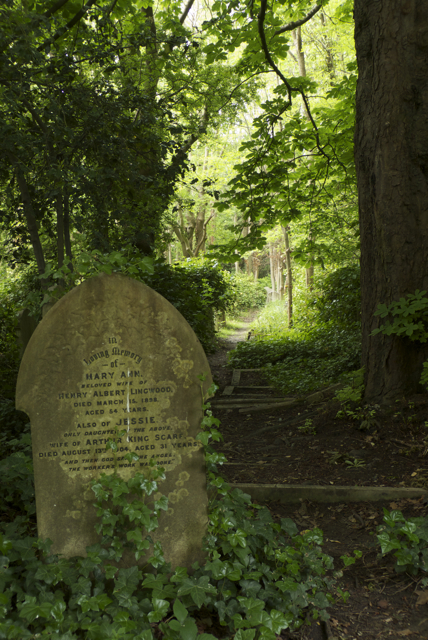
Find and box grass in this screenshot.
[216,315,249,339]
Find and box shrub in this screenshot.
[229,273,267,314]
[314,265,361,328]
[20,251,235,354]
[0,272,32,445]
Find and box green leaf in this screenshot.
[234,630,257,640]
[177,576,217,607]
[169,617,198,640]
[173,599,188,624]
[148,598,169,623]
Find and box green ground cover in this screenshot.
[228,266,361,396]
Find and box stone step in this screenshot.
[213,396,295,404]
[222,386,235,395]
[235,385,273,389]
[238,399,297,413]
[231,370,241,385]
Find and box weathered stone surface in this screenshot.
[16,274,212,568]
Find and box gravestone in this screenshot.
[16,273,212,568]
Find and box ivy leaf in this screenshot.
[228,529,247,548]
[148,598,169,623]
[234,630,256,640]
[177,576,217,607]
[173,598,188,623]
[169,616,198,640]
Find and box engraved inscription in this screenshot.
[34,337,200,476]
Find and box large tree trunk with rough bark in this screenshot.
[354,0,428,400]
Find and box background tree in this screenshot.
[0,0,254,276]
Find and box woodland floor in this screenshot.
[206,316,428,640]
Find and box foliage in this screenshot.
[171,258,236,314]
[0,0,254,277]
[0,0,172,267]
[372,290,428,343]
[0,385,346,638]
[230,321,360,396]
[0,427,35,519]
[335,368,364,404]
[144,260,231,352]
[228,264,361,395]
[229,273,268,314]
[376,509,428,582]
[313,266,360,328]
[205,0,358,264]
[21,250,236,353]
[421,361,428,391]
[0,270,33,445]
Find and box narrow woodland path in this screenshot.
[206,314,428,640]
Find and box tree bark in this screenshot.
[63,189,73,269]
[234,213,240,272]
[282,226,293,327]
[354,0,428,400]
[14,163,46,278]
[293,27,310,119]
[56,194,65,270]
[269,243,275,292]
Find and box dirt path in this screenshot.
[207,311,257,390]
[206,320,428,640]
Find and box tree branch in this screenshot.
[258,0,332,163]
[258,0,294,104]
[6,152,47,278]
[180,0,196,25]
[106,0,120,19]
[274,4,322,37]
[44,0,72,19]
[194,213,214,256]
[38,0,98,51]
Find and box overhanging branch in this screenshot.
[258,0,332,163]
[180,0,196,25]
[274,4,322,37]
[38,0,97,51]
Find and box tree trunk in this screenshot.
[194,200,206,254]
[354,0,428,400]
[14,163,46,278]
[293,27,314,286]
[319,11,336,81]
[247,252,253,276]
[293,27,310,119]
[253,253,260,281]
[306,264,314,290]
[63,189,73,270]
[56,194,65,270]
[269,243,275,292]
[278,256,284,300]
[234,213,240,272]
[282,226,293,328]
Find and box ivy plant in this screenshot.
[372,290,428,342]
[376,509,428,584]
[0,383,348,638]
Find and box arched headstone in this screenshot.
[16,274,212,568]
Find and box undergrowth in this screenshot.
[229,321,360,396]
[228,267,361,396]
[0,384,349,639]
